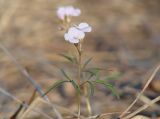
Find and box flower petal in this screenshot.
[65,6,74,15]
[75,30,85,39]
[78,23,89,29]
[64,33,70,41]
[72,9,81,16]
[78,23,92,32]
[64,31,80,44]
[68,27,85,40]
[57,7,66,20]
[57,6,81,20]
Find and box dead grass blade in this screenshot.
[119,64,160,118]
[123,96,160,119]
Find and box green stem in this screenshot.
[74,43,82,118]
[78,44,82,85]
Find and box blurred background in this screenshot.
[0,0,160,118]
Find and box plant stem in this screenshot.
[75,42,92,117]
[78,43,82,85]
[78,43,82,118]
[75,43,82,118]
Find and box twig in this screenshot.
[28,89,37,105]
[10,102,24,119]
[119,64,160,118]
[123,96,160,119]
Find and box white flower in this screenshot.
[57,6,81,20]
[64,23,92,44]
[64,27,85,43]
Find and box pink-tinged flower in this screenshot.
[57,6,81,20]
[64,23,92,44]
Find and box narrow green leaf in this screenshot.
[86,81,95,97]
[93,80,113,87]
[85,68,100,80]
[60,69,71,81]
[59,53,77,64]
[93,79,119,98]
[82,58,92,70]
[106,85,120,99]
[43,80,69,96]
[71,80,81,95]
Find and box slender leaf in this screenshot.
[86,81,95,97]
[106,85,120,99]
[60,69,71,81]
[93,79,119,98]
[43,80,69,96]
[82,58,92,70]
[59,53,77,64]
[93,80,113,87]
[85,68,100,80]
[71,80,81,95]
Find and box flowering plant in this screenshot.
[43,5,119,118]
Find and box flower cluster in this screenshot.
[57,6,92,44]
[57,6,81,21]
[64,23,92,44]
